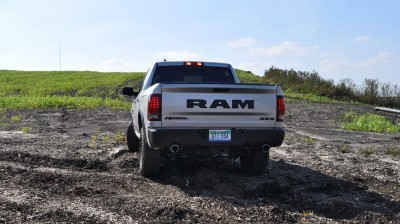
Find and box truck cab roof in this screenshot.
[156,61,231,68]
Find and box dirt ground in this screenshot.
[0,102,399,223]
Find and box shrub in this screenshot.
[263,67,400,108]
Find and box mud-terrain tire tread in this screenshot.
[139,127,160,177]
[127,121,139,152]
[240,154,251,171]
[250,148,268,174]
[240,148,269,174]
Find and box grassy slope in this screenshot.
[1,69,397,133]
[0,69,343,109]
[234,69,263,84]
[0,70,261,108]
[0,70,145,109]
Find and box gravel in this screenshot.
[0,102,399,223]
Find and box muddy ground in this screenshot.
[0,102,399,223]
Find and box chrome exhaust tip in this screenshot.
[262,144,270,152]
[170,144,180,153]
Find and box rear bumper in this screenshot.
[146,128,285,149]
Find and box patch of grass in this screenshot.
[21,127,32,133]
[114,131,126,144]
[102,134,109,143]
[359,147,376,156]
[284,98,296,104]
[303,136,314,145]
[0,122,8,128]
[285,91,339,103]
[87,129,128,149]
[342,111,400,133]
[89,135,98,149]
[386,146,400,157]
[0,110,8,127]
[88,129,102,149]
[0,96,131,110]
[285,90,359,104]
[339,145,350,154]
[11,115,23,123]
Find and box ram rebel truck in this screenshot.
[122,61,285,176]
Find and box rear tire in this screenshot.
[240,148,269,174]
[139,127,160,177]
[127,121,139,152]
[240,154,251,171]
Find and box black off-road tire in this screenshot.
[240,154,251,171]
[240,148,269,174]
[139,127,160,177]
[127,121,139,152]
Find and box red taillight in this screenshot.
[277,96,285,122]
[184,61,203,66]
[148,94,161,121]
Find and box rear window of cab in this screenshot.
[151,66,235,85]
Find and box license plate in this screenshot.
[209,130,231,142]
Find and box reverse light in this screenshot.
[277,96,285,122]
[184,61,203,66]
[148,94,161,121]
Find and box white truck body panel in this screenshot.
[161,84,278,128]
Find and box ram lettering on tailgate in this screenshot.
[187,99,254,109]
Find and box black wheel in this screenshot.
[127,121,139,152]
[240,154,251,171]
[139,127,160,177]
[240,148,269,174]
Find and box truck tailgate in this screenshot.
[161,84,277,128]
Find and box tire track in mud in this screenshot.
[0,145,136,223]
[0,151,110,171]
[0,149,208,223]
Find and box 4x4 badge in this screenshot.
[260,117,274,121]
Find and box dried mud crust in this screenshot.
[0,104,399,223]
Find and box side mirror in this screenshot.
[122,87,138,97]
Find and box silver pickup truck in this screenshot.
[122,61,285,176]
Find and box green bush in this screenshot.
[262,67,400,108]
